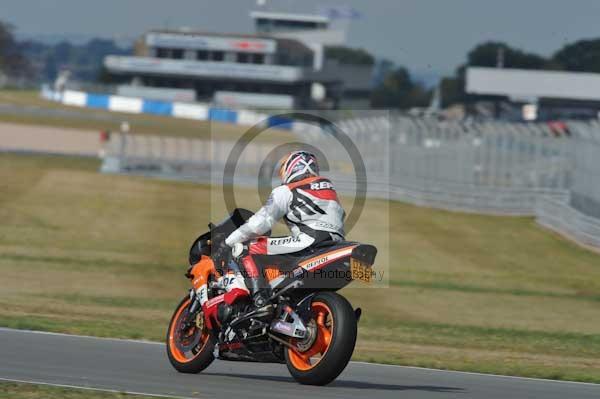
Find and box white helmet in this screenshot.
[278,151,319,184]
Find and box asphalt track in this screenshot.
[1,328,599,399]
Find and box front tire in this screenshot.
[285,292,357,385]
[166,296,215,373]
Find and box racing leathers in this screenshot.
[224,176,345,299]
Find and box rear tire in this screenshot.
[166,296,215,373]
[285,292,357,385]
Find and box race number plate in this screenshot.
[351,258,372,283]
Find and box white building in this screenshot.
[466,67,600,120]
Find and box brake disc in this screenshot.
[175,310,203,353]
[295,319,317,352]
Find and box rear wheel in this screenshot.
[285,292,357,385]
[166,296,215,373]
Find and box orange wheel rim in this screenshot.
[287,301,333,371]
[168,298,209,363]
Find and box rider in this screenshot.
[217,151,345,307]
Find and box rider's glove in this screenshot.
[231,242,244,258]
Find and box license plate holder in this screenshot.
[350,258,372,283]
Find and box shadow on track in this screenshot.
[202,372,465,393]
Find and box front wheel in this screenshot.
[285,292,357,385]
[166,296,215,373]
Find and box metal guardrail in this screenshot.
[537,195,600,249]
[100,115,600,249]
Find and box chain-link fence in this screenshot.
[100,114,600,249]
[570,138,600,219]
[293,115,581,214]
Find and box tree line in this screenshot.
[0,20,130,85]
[3,18,600,109]
[0,21,32,80]
[372,39,600,109]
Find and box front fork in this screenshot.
[180,289,205,333]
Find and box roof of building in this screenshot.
[249,10,330,24]
[149,29,273,40]
[146,29,312,53]
[466,67,600,102]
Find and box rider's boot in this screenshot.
[241,255,273,311]
[248,277,271,309]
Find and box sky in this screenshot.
[3,0,600,79]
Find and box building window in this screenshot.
[277,53,290,66]
[156,47,170,58]
[256,18,272,33]
[172,49,184,59]
[273,20,318,30]
[251,53,264,64]
[196,50,208,61]
[212,51,224,61]
[237,53,249,63]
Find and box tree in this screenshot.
[370,66,431,109]
[467,41,550,70]
[53,41,73,65]
[325,46,375,65]
[372,58,395,87]
[553,39,600,73]
[0,21,13,71]
[439,75,464,108]
[43,53,58,81]
[0,20,32,78]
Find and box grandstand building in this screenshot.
[103,11,373,109]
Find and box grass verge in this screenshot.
[0,381,169,398]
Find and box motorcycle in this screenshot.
[166,208,377,385]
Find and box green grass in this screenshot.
[0,89,292,142]
[394,279,600,302]
[1,152,600,383]
[0,382,169,398]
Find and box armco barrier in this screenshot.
[172,102,209,120]
[62,90,87,107]
[537,196,600,249]
[142,99,173,115]
[208,108,238,123]
[40,88,293,130]
[86,93,110,109]
[109,96,143,114]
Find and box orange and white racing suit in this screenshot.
[224,176,345,294]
